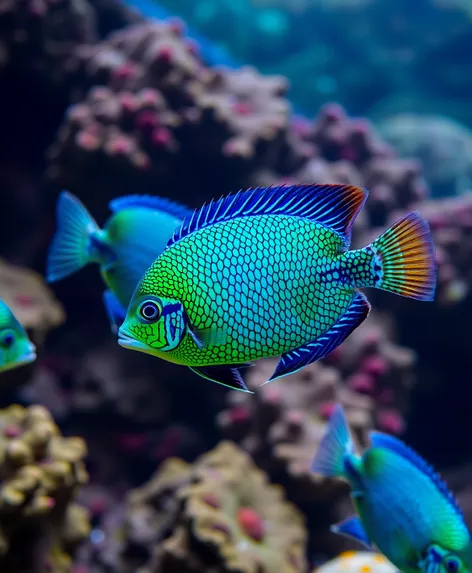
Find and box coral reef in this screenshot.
[47,20,309,213]
[315,551,399,573]
[378,113,472,198]
[121,441,307,573]
[1,0,472,571]
[0,404,89,572]
[400,193,472,306]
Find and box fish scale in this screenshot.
[135,214,353,366]
[119,184,436,391]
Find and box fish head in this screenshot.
[0,306,36,373]
[118,294,187,354]
[419,544,472,573]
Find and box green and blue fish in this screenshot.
[0,300,36,373]
[46,191,192,331]
[118,183,436,392]
[311,404,472,573]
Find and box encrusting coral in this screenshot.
[314,551,399,573]
[118,441,307,573]
[0,404,89,572]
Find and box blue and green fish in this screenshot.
[46,191,192,331]
[0,300,36,373]
[118,183,436,392]
[311,404,472,573]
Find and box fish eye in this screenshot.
[445,557,461,573]
[138,300,162,323]
[0,331,15,349]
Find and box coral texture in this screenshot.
[0,404,89,572]
[122,442,307,573]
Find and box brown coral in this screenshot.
[0,404,89,572]
[0,258,65,344]
[47,20,309,210]
[305,104,428,227]
[121,442,307,573]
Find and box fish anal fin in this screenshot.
[331,515,373,549]
[265,291,371,383]
[168,184,368,249]
[190,365,253,393]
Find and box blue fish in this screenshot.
[46,191,192,331]
[311,404,472,573]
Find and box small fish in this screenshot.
[311,404,472,573]
[0,300,36,373]
[46,191,192,331]
[118,184,436,393]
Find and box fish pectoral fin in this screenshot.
[264,291,371,383]
[187,325,229,349]
[189,365,253,393]
[331,516,373,549]
[103,290,127,334]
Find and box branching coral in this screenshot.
[120,442,307,573]
[0,404,89,572]
[315,551,399,573]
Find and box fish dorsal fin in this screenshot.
[167,184,368,249]
[109,195,193,220]
[370,432,464,518]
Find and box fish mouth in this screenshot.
[118,330,147,352]
[17,342,37,366]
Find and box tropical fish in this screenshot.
[118,183,436,393]
[46,191,192,331]
[0,300,36,373]
[311,404,472,573]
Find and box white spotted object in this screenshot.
[316,551,400,573]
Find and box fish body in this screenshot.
[118,184,436,392]
[0,300,36,373]
[47,192,192,330]
[311,405,472,573]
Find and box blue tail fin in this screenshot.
[311,404,353,477]
[46,191,100,283]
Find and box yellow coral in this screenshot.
[0,404,89,570]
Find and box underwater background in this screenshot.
[0,0,472,570]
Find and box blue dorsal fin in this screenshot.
[167,184,368,249]
[109,195,193,220]
[370,432,464,518]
